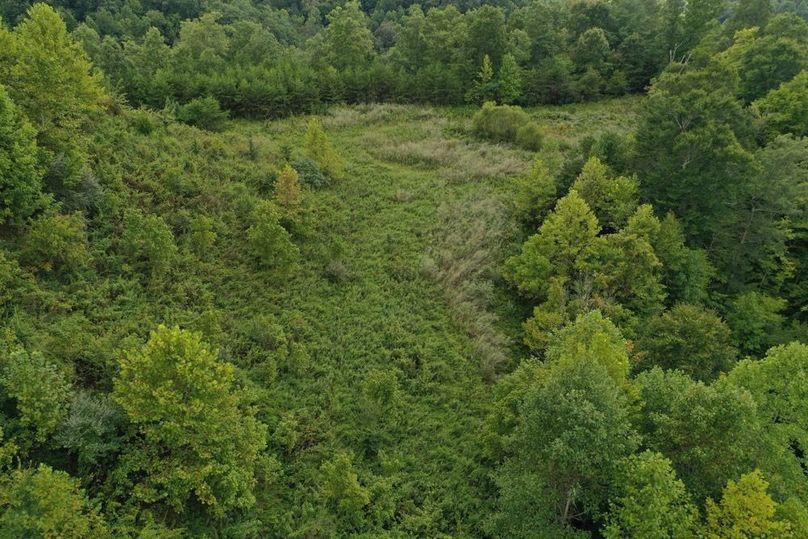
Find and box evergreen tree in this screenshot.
[467,54,497,104]
[274,164,303,216]
[305,118,344,180]
[513,157,558,225]
[498,53,523,104]
[571,156,638,230]
[504,190,600,297]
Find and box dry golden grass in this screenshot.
[323,103,442,129]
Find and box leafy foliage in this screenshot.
[112,325,267,516]
[0,465,108,538]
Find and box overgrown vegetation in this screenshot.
[1,1,808,537]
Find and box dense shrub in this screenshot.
[120,210,177,278]
[293,157,330,189]
[20,211,88,273]
[176,96,228,131]
[471,102,529,143]
[515,122,544,151]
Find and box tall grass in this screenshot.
[368,136,528,182]
[421,196,516,382]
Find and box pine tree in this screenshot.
[274,164,303,216]
[498,53,523,104]
[467,54,497,104]
[305,118,344,180]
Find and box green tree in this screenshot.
[737,35,806,103]
[0,465,108,538]
[175,96,228,132]
[495,353,638,527]
[577,225,665,324]
[603,451,699,539]
[467,54,497,104]
[713,135,808,288]
[730,0,773,32]
[466,5,507,74]
[651,211,713,305]
[21,211,88,273]
[274,164,303,216]
[6,4,105,185]
[705,470,793,538]
[571,156,638,230]
[498,53,523,104]
[0,84,44,226]
[725,292,787,356]
[727,343,808,496]
[247,200,299,271]
[0,346,72,443]
[573,27,611,73]
[636,304,738,381]
[113,325,267,516]
[304,118,344,180]
[634,60,755,245]
[545,310,630,383]
[513,157,558,226]
[755,70,808,137]
[320,451,370,528]
[504,190,599,298]
[323,1,374,71]
[171,13,229,75]
[682,0,725,51]
[121,210,177,279]
[635,368,761,501]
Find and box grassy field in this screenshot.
[228,97,642,534]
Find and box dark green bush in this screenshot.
[293,157,330,189]
[127,108,157,135]
[176,96,229,131]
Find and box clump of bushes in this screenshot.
[127,108,157,135]
[176,96,228,131]
[471,102,543,151]
[21,211,89,273]
[515,122,544,151]
[293,158,330,189]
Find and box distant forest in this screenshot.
[1,0,804,115]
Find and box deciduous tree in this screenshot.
[113,325,267,516]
